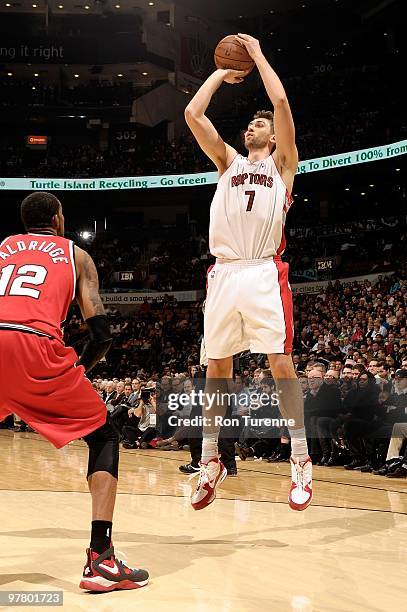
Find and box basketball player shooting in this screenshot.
[0,192,149,591]
[185,34,312,511]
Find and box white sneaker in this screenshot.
[190,457,227,511]
[289,456,313,511]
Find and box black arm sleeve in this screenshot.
[76,315,112,374]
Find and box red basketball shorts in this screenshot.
[0,330,107,448]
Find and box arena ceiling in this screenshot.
[0,0,397,18]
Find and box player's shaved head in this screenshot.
[21,192,61,230]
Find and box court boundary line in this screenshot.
[0,487,406,516]
[130,450,407,496]
[1,431,406,496]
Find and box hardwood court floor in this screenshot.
[0,430,407,612]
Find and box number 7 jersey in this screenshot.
[0,233,76,341]
[209,153,293,260]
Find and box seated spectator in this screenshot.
[104,381,117,412]
[370,369,407,474]
[304,369,342,464]
[373,421,407,477]
[128,378,141,406]
[110,381,126,407]
[122,384,157,449]
[231,374,251,417]
[298,372,308,398]
[339,365,355,399]
[343,371,380,470]
[352,364,366,380]
[155,378,194,450]
[235,378,281,460]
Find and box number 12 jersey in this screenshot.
[0,233,76,340]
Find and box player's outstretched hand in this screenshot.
[221,68,251,84]
[235,33,263,61]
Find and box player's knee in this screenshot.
[84,417,119,480]
[268,354,295,378]
[207,357,232,378]
[393,423,403,435]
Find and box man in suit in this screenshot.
[111,381,126,408]
[128,378,141,407]
[305,368,342,463]
[104,381,117,412]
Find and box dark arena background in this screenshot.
[0,0,406,610]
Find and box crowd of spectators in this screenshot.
[0,134,211,179]
[4,274,406,478]
[90,273,407,476]
[230,63,403,161]
[64,297,203,379]
[0,79,140,109]
[1,63,404,177]
[62,272,406,387]
[235,360,407,478]
[86,216,406,290]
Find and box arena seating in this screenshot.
[33,272,403,478]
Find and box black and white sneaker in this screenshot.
[79,546,149,592]
[179,463,200,474]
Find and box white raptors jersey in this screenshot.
[209,153,293,260]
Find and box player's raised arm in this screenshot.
[235,34,298,176]
[184,69,246,174]
[74,246,112,372]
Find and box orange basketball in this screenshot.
[214,35,255,73]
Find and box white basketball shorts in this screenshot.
[204,257,294,359]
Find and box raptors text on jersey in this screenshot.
[0,233,76,340]
[209,153,293,260]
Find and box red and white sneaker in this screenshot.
[191,457,228,511]
[288,456,313,511]
[79,545,149,592]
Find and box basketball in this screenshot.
[214,35,255,72]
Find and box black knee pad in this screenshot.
[84,416,120,480]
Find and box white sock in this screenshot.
[201,432,219,463]
[289,427,308,462]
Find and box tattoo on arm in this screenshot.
[82,252,105,317]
